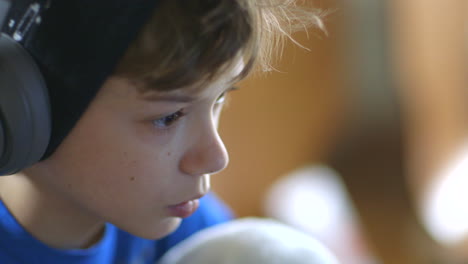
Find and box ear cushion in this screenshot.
[0,33,51,175]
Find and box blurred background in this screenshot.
[212,0,467,263]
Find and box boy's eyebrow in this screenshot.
[141,93,198,103]
[140,85,239,103]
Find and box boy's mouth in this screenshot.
[166,199,200,218]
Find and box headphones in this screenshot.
[0,0,51,176]
[0,0,162,176]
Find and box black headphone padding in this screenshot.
[0,33,51,175]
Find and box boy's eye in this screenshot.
[216,92,227,104]
[152,110,186,128]
[216,86,238,105]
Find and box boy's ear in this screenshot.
[0,33,51,176]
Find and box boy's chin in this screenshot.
[129,217,183,240]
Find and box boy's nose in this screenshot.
[179,127,229,177]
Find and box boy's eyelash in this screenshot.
[152,109,186,129]
[216,93,227,104]
[151,87,238,130]
[216,86,239,105]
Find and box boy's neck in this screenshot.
[0,172,106,249]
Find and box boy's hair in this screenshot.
[114,0,325,93]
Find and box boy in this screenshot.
[0,0,323,263]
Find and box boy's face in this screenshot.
[31,60,243,239]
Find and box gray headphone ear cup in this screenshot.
[0,34,51,175]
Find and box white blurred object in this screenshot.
[422,141,468,246]
[157,218,339,264]
[264,165,377,264]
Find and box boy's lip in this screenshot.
[167,199,200,218]
[166,193,206,218]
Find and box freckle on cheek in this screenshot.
[130,176,136,181]
[167,152,171,156]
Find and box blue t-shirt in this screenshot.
[0,193,233,264]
